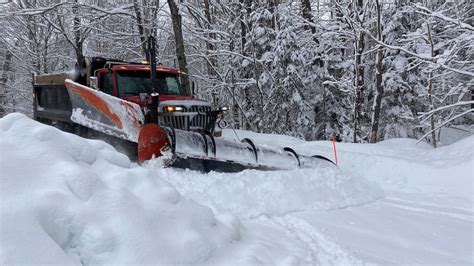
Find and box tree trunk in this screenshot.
[0,49,12,117]
[231,70,240,129]
[239,0,252,56]
[370,0,384,143]
[203,0,213,48]
[133,0,148,58]
[426,23,437,148]
[353,0,365,143]
[301,0,322,66]
[268,0,279,30]
[72,0,84,64]
[301,0,316,35]
[168,0,191,95]
[239,0,252,130]
[152,0,160,38]
[203,0,219,107]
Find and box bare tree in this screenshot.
[134,0,160,58]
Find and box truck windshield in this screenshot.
[116,70,187,96]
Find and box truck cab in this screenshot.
[92,63,189,103]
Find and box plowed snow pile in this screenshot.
[146,165,383,219]
[0,114,382,264]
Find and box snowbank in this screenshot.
[293,137,473,199]
[0,114,242,264]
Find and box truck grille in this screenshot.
[161,105,212,131]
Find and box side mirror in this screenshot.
[139,93,148,104]
[90,77,98,90]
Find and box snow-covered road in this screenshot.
[153,129,474,264]
[286,193,472,264]
[1,113,473,265]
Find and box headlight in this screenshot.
[165,106,184,112]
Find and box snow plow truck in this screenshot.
[33,37,335,172]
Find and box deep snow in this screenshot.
[0,113,472,265]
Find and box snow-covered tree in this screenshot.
[0,0,471,146]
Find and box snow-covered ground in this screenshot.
[1,113,473,265]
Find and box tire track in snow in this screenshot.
[380,197,474,222]
[268,214,363,265]
[383,197,474,215]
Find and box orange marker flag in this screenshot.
[331,135,338,166]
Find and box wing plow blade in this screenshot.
[65,79,144,142]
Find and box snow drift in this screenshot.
[0,113,382,264]
[1,114,240,264]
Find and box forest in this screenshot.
[0,0,472,146]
